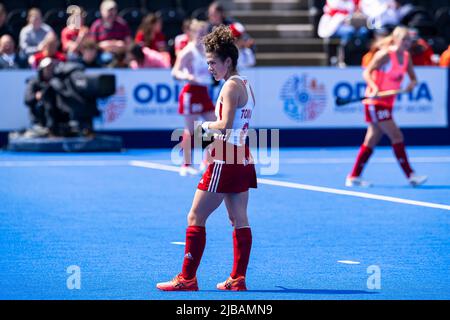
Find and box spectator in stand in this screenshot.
[359,0,401,31]
[408,29,435,66]
[107,47,128,68]
[174,19,191,57]
[135,13,168,53]
[29,32,66,69]
[61,6,89,61]
[0,34,28,69]
[207,1,233,32]
[0,4,13,39]
[318,0,369,66]
[77,38,103,68]
[439,45,450,67]
[229,22,255,69]
[128,43,171,69]
[19,8,54,59]
[89,0,131,64]
[318,0,356,41]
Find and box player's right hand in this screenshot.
[368,87,379,98]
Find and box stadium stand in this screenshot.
[0,0,448,68]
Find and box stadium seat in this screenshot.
[30,0,68,15]
[0,0,32,12]
[426,36,448,55]
[179,0,211,16]
[43,9,68,36]
[115,0,140,11]
[144,0,176,13]
[158,7,186,41]
[348,40,369,66]
[119,7,145,36]
[66,0,102,12]
[6,9,28,41]
[190,7,207,21]
[435,6,450,43]
[84,9,100,26]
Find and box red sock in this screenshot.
[350,145,373,177]
[392,142,413,178]
[181,226,206,280]
[230,227,252,279]
[182,131,194,165]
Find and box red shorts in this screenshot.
[178,84,214,115]
[197,143,257,193]
[364,104,393,123]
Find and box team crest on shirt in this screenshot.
[280,74,326,122]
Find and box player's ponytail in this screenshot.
[376,26,410,50]
[203,25,239,70]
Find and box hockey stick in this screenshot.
[335,89,407,106]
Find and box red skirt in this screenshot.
[364,104,393,123]
[178,83,214,115]
[197,143,257,193]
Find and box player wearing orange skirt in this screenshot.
[346,26,427,187]
[157,25,256,291]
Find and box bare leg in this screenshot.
[378,119,415,178]
[376,119,404,144]
[224,191,250,228]
[182,114,200,166]
[187,189,225,226]
[363,123,384,149]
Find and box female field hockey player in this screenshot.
[157,25,257,291]
[172,19,216,176]
[346,26,427,187]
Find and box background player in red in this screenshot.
[171,19,216,176]
[157,25,257,291]
[346,26,427,187]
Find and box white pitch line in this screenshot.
[129,160,181,173]
[129,160,450,212]
[127,157,450,165]
[337,260,361,265]
[0,160,130,167]
[257,178,450,211]
[170,242,186,246]
[281,156,450,164]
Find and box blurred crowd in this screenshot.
[0,0,256,70]
[317,0,450,67]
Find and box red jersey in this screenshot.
[135,30,167,51]
[31,51,67,69]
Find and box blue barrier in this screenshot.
[1,67,449,148]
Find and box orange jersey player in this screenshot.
[346,26,427,187]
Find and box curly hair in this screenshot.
[203,25,239,70]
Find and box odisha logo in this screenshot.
[98,85,126,123]
[280,74,326,122]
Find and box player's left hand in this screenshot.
[195,122,215,149]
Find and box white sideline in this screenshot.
[1,159,448,211]
[281,156,450,164]
[0,160,130,167]
[129,160,450,212]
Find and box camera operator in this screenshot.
[23,58,115,138]
[24,57,68,137]
[48,61,103,137]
